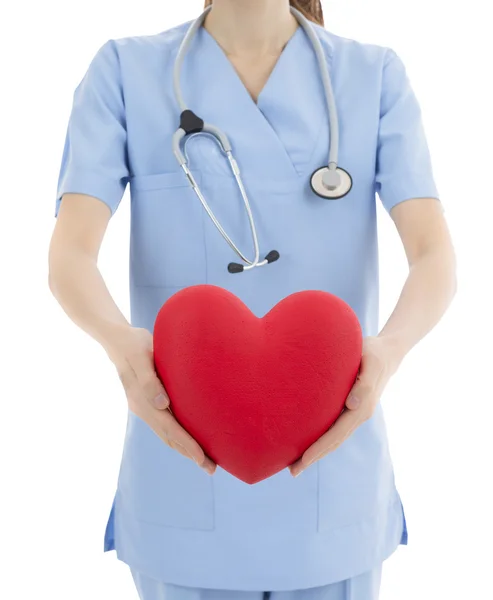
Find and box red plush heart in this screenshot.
[153,285,362,484]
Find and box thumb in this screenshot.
[345,389,362,410]
[142,374,169,409]
[345,376,372,411]
[346,360,365,411]
[130,349,170,410]
[346,349,372,411]
[151,389,170,410]
[135,362,170,410]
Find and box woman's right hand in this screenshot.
[104,325,216,475]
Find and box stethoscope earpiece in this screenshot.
[264,250,280,264]
[228,250,280,274]
[228,262,244,274]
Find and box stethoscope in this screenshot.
[172,6,353,274]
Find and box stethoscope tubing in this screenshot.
[171,5,348,272]
[180,132,262,268]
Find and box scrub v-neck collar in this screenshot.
[200,24,304,109]
[178,21,334,180]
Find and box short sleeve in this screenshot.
[375,48,441,213]
[54,39,129,217]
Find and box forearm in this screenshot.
[378,243,457,364]
[48,247,131,350]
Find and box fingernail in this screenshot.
[194,457,207,469]
[153,393,169,409]
[293,469,304,478]
[346,394,360,410]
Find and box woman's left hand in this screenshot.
[289,335,403,477]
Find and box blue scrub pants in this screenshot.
[130,565,382,600]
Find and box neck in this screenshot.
[203,0,298,57]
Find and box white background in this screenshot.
[1,0,491,598]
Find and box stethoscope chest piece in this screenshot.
[310,166,353,199]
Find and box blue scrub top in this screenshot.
[55,16,439,592]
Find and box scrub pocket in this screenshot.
[317,413,394,532]
[117,410,215,531]
[129,170,208,288]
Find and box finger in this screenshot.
[154,417,216,474]
[161,410,217,474]
[306,409,363,460]
[289,410,363,477]
[166,439,216,474]
[199,454,217,474]
[167,438,196,459]
[167,435,217,475]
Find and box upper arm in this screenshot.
[54,39,129,219]
[375,48,440,214]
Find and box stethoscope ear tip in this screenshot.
[265,250,280,263]
[228,262,245,273]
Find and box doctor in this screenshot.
[48,0,456,598]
